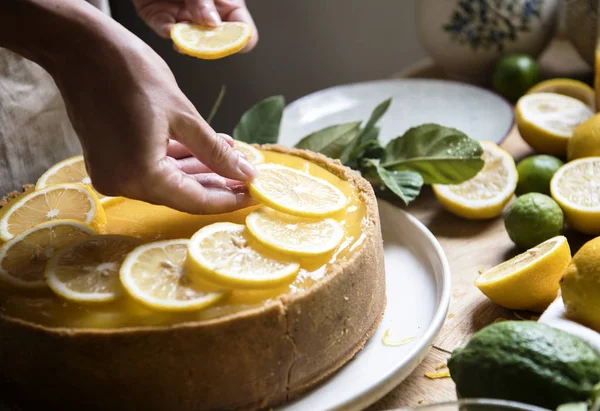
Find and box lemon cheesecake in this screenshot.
[0,145,386,411]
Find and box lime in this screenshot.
[448,321,600,410]
[516,155,564,195]
[504,193,564,249]
[492,54,540,102]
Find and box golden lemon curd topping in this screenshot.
[0,150,367,329]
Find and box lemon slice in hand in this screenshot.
[0,220,96,289]
[246,207,344,256]
[171,22,252,60]
[186,222,300,289]
[234,140,264,165]
[475,236,571,312]
[516,93,594,155]
[249,164,347,218]
[0,183,106,242]
[551,157,600,235]
[35,155,117,205]
[45,235,142,303]
[433,142,517,220]
[120,239,225,312]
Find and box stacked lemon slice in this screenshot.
[0,147,349,313]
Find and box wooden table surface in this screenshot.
[368,37,594,410]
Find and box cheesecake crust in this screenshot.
[0,145,386,411]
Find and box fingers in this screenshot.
[170,112,256,181]
[185,0,221,26]
[216,0,258,52]
[132,1,178,38]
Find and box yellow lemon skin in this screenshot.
[433,189,513,220]
[475,236,571,313]
[527,78,595,108]
[568,114,600,161]
[515,110,569,156]
[561,236,600,332]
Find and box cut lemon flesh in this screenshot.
[527,78,595,109]
[171,22,252,60]
[0,183,106,241]
[550,157,600,235]
[186,222,300,289]
[516,93,594,155]
[0,220,97,289]
[246,207,344,256]
[35,155,115,205]
[249,164,347,217]
[120,239,225,312]
[475,236,571,312]
[234,140,264,165]
[45,235,142,303]
[433,142,517,219]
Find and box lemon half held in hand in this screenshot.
[171,22,252,60]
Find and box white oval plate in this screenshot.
[278,200,451,411]
[279,79,514,147]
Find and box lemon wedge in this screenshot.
[550,157,600,235]
[0,220,96,289]
[35,155,117,205]
[170,22,252,60]
[433,142,517,220]
[0,183,106,242]
[246,207,344,256]
[249,164,347,217]
[475,236,571,312]
[45,235,142,303]
[186,222,300,289]
[234,140,264,165]
[515,93,594,155]
[120,239,225,312]
[527,78,595,109]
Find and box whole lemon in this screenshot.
[568,113,600,161]
[561,236,600,332]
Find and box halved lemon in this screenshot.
[234,140,264,165]
[515,92,594,155]
[475,236,571,312]
[0,220,96,289]
[186,222,300,289]
[35,155,117,205]
[0,183,106,242]
[170,22,252,60]
[249,164,347,217]
[433,142,517,220]
[246,207,344,256]
[550,157,600,235]
[45,235,142,303]
[120,239,225,312]
[527,78,595,109]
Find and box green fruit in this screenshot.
[448,321,600,410]
[504,193,564,249]
[516,155,564,195]
[492,54,540,102]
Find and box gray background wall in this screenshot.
[109,1,427,133]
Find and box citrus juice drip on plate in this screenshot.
[0,151,366,329]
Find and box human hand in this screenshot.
[132,0,258,52]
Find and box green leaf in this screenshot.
[361,125,380,144]
[295,122,361,160]
[556,403,589,411]
[366,160,423,205]
[359,98,391,144]
[381,124,484,185]
[233,95,285,144]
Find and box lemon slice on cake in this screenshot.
[120,239,225,312]
[171,22,252,60]
[246,207,344,256]
[234,140,264,165]
[249,164,347,217]
[35,155,117,205]
[475,236,571,312]
[550,157,600,235]
[433,142,517,220]
[0,183,106,242]
[186,222,300,289]
[0,220,96,289]
[45,235,142,303]
[515,93,594,155]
